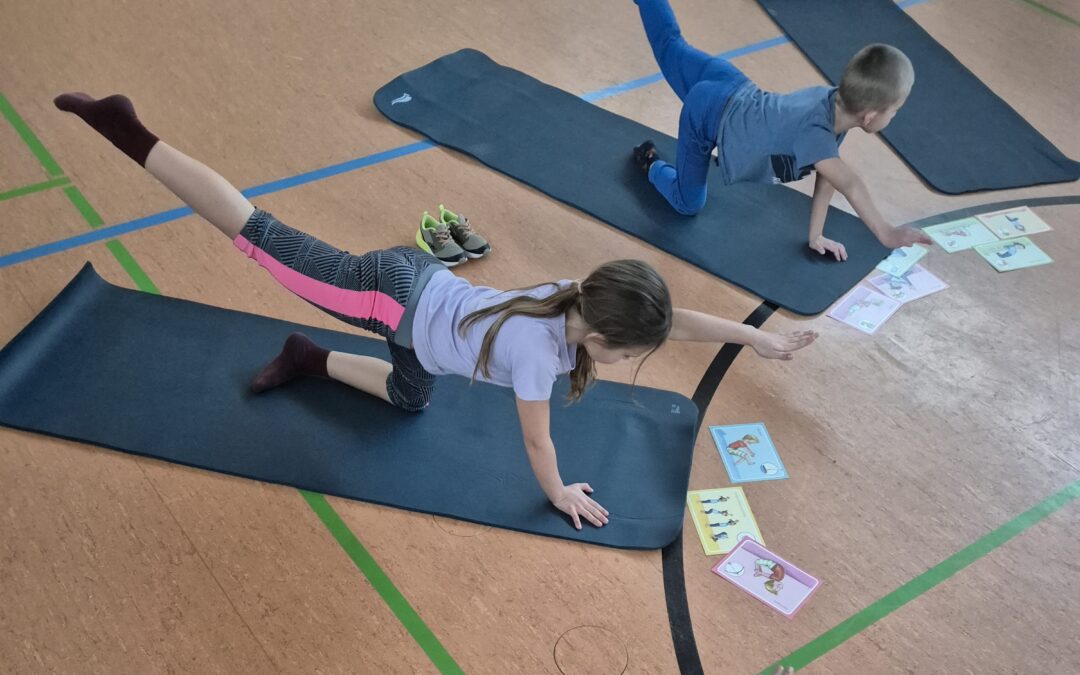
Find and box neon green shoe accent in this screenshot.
[416,212,438,253]
[415,228,432,254]
[421,211,442,230]
[438,204,459,225]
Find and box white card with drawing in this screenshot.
[924,218,998,252]
[876,245,928,277]
[977,206,1052,240]
[866,265,948,304]
[827,286,901,334]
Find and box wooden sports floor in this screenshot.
[1,0,1077,673]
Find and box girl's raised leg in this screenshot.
[56,93,415,410]
[54,93,253,238]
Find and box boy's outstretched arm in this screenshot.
[814,158,931,250]
[808,173,847,261]
[669,308,817,360]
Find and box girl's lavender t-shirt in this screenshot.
[410,270,576,401]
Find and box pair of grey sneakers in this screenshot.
[415,204,491,267]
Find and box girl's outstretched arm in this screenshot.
[669,308,818,360]
[515,397,609,530]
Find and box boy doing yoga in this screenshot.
[632,0,931,260]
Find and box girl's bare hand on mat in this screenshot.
[554,483,609,529]
[752,329,818,360]
[810,235,847,261]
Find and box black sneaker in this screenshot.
[632,140,659,172]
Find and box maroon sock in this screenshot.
[250,333,330,394]
[53,93,159,166]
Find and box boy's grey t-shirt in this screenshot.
[411,270,576,401]
[718,84,847,185]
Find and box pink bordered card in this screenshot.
[711,538,820,618]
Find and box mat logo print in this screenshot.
[391,92,412,105]
[671,404,681,414]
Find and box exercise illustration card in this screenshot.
[686,487,764,556]
[876,244,927,277]
[924,218,998,252]
[710,423,788,484]
[867,265,948,304]
[975,237,1052,272]
[977,206,1052,240]
[826,285,901,335]
[712,538,820,618]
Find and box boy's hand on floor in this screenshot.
[881,224,932,249]
[810,235,848,261]
[752,329,818,360]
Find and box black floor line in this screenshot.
[664,300,777,675]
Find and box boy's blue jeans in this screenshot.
[637,0,749,215]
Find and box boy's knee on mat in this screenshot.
[672,193,706,216]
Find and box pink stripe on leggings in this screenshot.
[234,235,404,329]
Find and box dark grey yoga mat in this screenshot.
[375,49,891,317]
[757,0,1080,194]
[0,264,696,550]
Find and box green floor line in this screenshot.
[0,92,154,296]
[104,240,159,294]
[0,176,70,202]
[761,479,1080,673]
[301,492,465,674]
[4,92,457,674]
[59,185,158,289]
[62,185,104,227]
[1017,0,1080,27]
[0,92,64,177]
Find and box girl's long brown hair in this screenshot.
[459,260,673,401]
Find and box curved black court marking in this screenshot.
[663,301,777,675]
[904,194,1080,228]
[660,194,1080,675]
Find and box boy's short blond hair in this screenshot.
[838,44,914,113]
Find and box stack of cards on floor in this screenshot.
[829,244,944,334]
[710,423,788,483]
[712,538,820,617]
[686,487,764,555]
[928,206,1053,272]
[829,206,1054,334]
